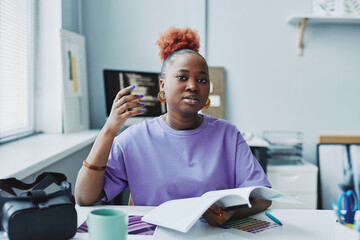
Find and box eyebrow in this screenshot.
[176,69,208,75]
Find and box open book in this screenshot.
[142,186,301,233]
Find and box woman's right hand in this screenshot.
[75,85,144,206]
[103,85,145,136]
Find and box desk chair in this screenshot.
[128,194,134,206]
[250,146,268,174]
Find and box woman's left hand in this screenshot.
[202,204,233,227]
[202,198,272,227]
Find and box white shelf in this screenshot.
[287,15,360,25]
[287,15,360,56]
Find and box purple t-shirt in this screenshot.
[103,114,270,206]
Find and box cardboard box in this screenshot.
[318,135,360,144]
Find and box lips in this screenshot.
[182,95,200,105]
[182,95,200,101]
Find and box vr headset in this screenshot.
[0,172,77,240]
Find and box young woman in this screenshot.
[75,26,271,227]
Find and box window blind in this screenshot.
[0,0,35,142]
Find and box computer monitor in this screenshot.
[103,69,166,125]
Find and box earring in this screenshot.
[203,98,211,109]
[158,90,166,103]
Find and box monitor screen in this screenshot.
[103,69,166,119]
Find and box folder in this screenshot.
[350,145,360,207]
[318,145,349,209]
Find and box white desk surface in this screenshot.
[71,205,360,240]
[0,205,357,239]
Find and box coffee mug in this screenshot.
[87,208,128,240]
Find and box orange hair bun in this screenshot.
[156,26,200,63]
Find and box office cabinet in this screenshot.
[267,160,318,209]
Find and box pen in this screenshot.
[265,211,282,226]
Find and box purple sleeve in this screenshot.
[102,138,128,202]
[235,136,271,188]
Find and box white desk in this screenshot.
[0,205,357,239]
[71,205,359,240]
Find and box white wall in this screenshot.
[36,0,63,133]
[207,0,360,163]
[81,0,206,128]
[80,0,360,164]
[62,0,81,34]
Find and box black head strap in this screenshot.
[0,172,67,196]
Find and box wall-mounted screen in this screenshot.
[103,69,166,120]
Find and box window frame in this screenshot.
[0,0,37,144]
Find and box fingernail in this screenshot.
[141,109,146,113]
[129,85,135,89]
[138,94,144,98]
[140,103,145,107]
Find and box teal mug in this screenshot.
[87,208,128,240]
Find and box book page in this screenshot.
[142,196,220,233]
[201,187,253,207]
[250,187,302,203]
[203,186,302,206]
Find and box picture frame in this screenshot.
[60,29,90,133]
